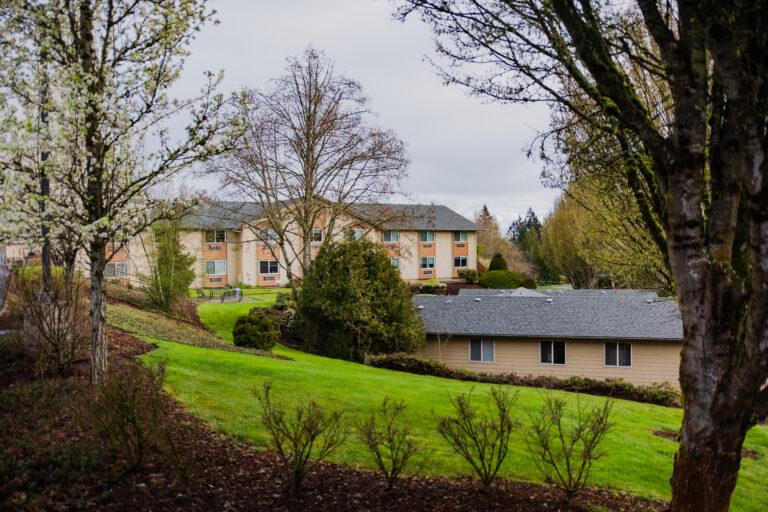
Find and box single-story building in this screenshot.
[414,291,683,387]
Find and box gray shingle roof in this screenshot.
[350,203,483,231]
[414,295,683,341]
[178,201,264,230]
[457,288,660,299]
[179,200,482,232]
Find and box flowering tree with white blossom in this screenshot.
[0,0,235,382]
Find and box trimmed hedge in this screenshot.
[368,353,678,407]
[478,270,523,289]
[457,269,479,283]
[419,279,447,295]
[233,310,280,351]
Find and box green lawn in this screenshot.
[188,287,289,298]
[137,302,768,511]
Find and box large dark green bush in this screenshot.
[233,310,280,351]
[297,238,425,362]
[368,353,677,406]
[488,253,508,271]
[457,269,479,283]
[478,270,523,289]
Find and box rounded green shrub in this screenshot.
[522,276,537,289]
[419,279,447,295]
[488,253,508,271]
[479,270,523,289]
[457,269,479,283]
[233,310,280,351]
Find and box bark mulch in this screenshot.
[1,329,668,512]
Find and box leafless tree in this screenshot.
[209,48,409,298]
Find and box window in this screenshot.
[383,230,400,242]
[420,257,435,269]
[259,260,279,274]
[469,339,494,363]
[454,256,468,268]
[204,230,226,243]
[453,231,468,242]
[258,228,278,242]
[419,231,435,242]
[105,262,129,279]
[205,260,227,275]
[311,229,323,242]
[390,257,400,270]
[540,341,566,365]
[346,229,364,241]
[605,342,632,367]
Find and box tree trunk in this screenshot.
[89,240,108,383]
[670,422,746,512]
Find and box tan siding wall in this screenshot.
[421,337,681,387]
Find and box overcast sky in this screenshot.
[175,0,561,230]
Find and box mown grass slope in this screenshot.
[130,302,768,511]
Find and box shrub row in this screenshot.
[418,278,447,295]
[368,353,678,406]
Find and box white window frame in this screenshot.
[539,340,567,365]
[105,262,129,279]
[205,260,227,276]
[383,230,400,242]
[604,342,633,368]
[419,230,435,242]
[453,231,468,242]
[311,229,323,242]
[390,257,400,270]
[469,338,495,363]
[454,256,468,268]
[345,228,364,241]
[259,260,279,274]
[204,229,226,243]
[420,257,435,269]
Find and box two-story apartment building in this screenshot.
[96,200,482,288]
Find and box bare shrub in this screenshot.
[89,361,186,477]
[436,387,519,487]
[10,268,90,375]
[522,391,614,500]
[254,380,348,490]
[356,397,425,490]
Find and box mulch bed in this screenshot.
[1,328,667,512]
[651,429,761,460]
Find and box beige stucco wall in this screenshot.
[421,336,681,387]
[434,231,453,280]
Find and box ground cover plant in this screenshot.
[107,303,286,359]
[140,301,768,512]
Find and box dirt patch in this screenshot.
[651,429,761,460]
[652,428,678,441]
